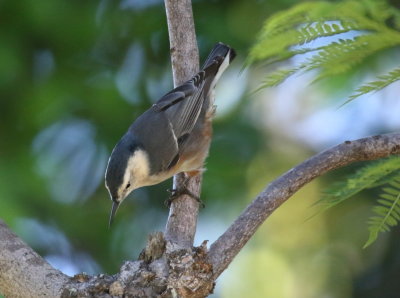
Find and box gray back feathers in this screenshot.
[107,43,236,183]
[132,43,235,175]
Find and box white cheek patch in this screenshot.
[130,149,151,187]
[118,149,151,197]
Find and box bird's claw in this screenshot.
[165,188,205,208]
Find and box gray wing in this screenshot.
[129,44,234,175]
[133,59,223,174]
[153,71,206,142]
[130,72,206,175]
[130,109,180,175]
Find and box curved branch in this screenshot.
[207,133,400,278]
[0,220,69,297]
[164,0,201,249]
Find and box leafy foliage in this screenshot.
[317,157,400,210]
[249,0,400,247]
[365,177,400,247]
[248,0,400,101]
[347,67,400,102]
[316,156,400,246]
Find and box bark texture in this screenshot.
[0,220,69,297]
[164,0,199,86]
[164,0,202,249]
[61,233,214,298]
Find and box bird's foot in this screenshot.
[165,187,205,208]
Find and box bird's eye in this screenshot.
[125,183,131,189]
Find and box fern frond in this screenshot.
[316,156,400,211]
[250,0,398,63]
[364,178,400,247]
[312,33,400,80]
[367,170,400,188]
[249,0,400,101]
[347,67,400,101]
[256,68,299,89]
[251,22,357,64]
[364,0,394,23]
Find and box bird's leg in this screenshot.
[165,171,205,208]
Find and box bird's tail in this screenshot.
[202,42,236,70]
[201,42,236,93]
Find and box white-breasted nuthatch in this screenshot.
[105,42,236,225]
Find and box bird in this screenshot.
[105,42,236,226]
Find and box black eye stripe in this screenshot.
[126,183,131,189]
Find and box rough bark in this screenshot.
[164,0,199,87]
[61,233,214,298]
[0,220,69,297]
[164,0,201,249]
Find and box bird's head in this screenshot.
[105,134,150,226]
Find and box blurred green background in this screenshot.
[1,0,400,297]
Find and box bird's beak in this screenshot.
[109,201,120,228]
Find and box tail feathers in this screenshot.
[202,42,236,70]
[201,42,236,91]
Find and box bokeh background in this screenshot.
[1,0,400,297]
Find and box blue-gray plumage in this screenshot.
[105,42,236,226]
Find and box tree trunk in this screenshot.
[163,0,202,250]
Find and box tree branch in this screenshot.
[0,220,69,297]
[207,133,400,278]
[2,131,400,297]
[164,0,199,87]
[164,0,201,249]
[2,0,399,293]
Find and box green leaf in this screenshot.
[248,0,400,103]
[256,68,299,89]
[364,180,400,248]
[346,67,400,102]
[315,157,400,212]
